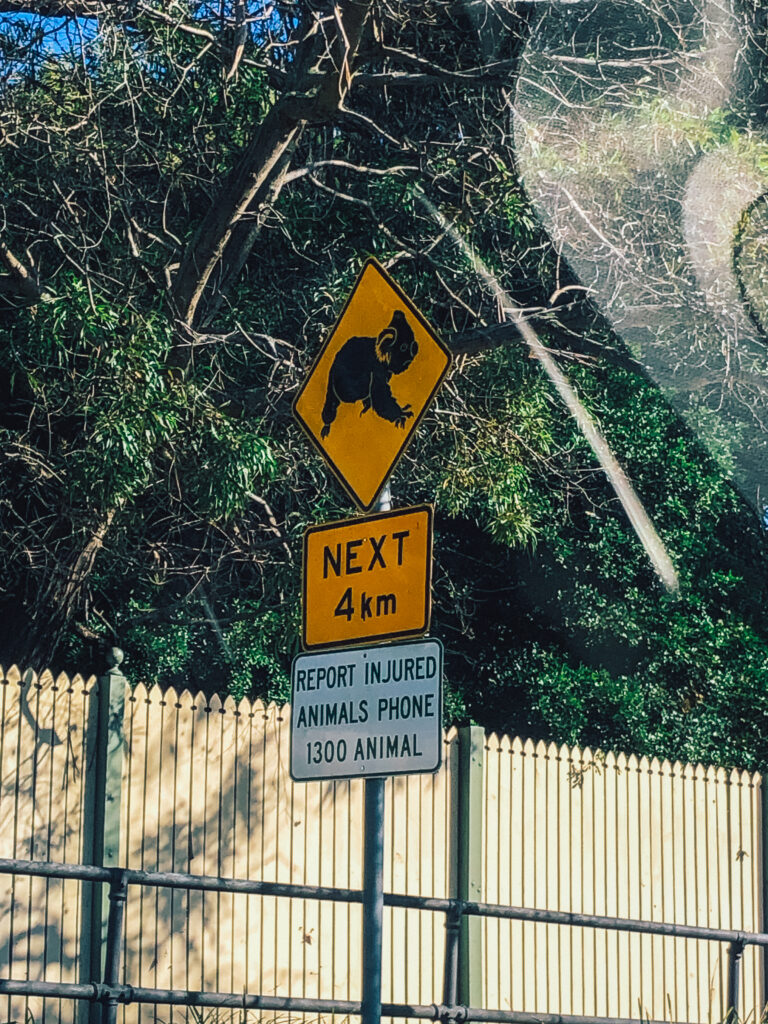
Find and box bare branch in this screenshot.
[374,44,520,82]
[0,0,105,13]
[171,0,374,328]
[449,317,645,373]
[225,0,249,82]
[0,241,46,305]
[335,105,412,148]
[135,1,217,44]
[283,159,418,184]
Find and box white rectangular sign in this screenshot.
[290,638,443,782]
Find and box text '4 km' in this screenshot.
[302,505,433,650]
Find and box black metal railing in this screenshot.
[0,857,764,1024]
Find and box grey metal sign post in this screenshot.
[289,631,443,1024]
[362,773,385,1024]
[290,492,444,1024]
[291,260,450,1024]
[362,480,390,1024]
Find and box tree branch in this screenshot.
[45,508,117,624]
[369,45,520,84]
[0,241,45,306]
[171,0,373,329]
[197,143,297,328]
[449,316,645,373]
[0,0,112,15]
[282,159,418,184]
[135,1,217,42]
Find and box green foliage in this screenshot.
[118,596,294,703]
[444,359,768,769]
[3,280,275,515]
[434,350,555,546]
[180,418,276,519]
[2,1,768,777]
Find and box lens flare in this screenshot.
[416,188,680,594]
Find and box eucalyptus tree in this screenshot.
[1,0,768,769]
[0,0,586,669]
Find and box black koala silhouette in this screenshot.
[320,309,418,439]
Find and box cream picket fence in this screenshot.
[0,666,97,1024]
[119,685,458,1024]
[481,738,763,1023]
[0,666,764,1024]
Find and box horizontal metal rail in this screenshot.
[1,857,766,947]
[0,856,761,1024]
[0,979,699,1024]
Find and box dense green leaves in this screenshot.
[2,1,768,770]
[440,358,768,769]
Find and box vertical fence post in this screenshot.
[102,869,128,1024]
[83,649,127,1024]
[727,939,744,1024]
[457,725,485,1009]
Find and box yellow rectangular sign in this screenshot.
[302,505,433,650]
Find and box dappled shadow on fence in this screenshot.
[0,665,96,1024]
[481,736,764,1021]
[0,670,459,1024]
[119,685,458,1024]
[0,666,765,1024]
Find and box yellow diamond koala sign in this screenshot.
[292,258,452,511]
